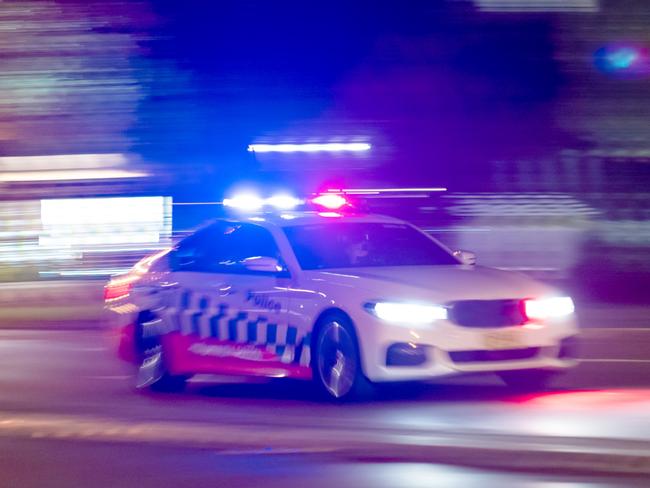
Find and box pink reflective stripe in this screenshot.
[162,333,311,379]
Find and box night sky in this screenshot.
[129,1,564,188]
[0,0,573,192]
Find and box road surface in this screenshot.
[0,329,649,487]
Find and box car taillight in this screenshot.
[523,297,575,321]
[104,275,137,302]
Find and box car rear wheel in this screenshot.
[136,349,188,392]
[313,314,371,400]
[498,369,559,392]
[134,313,188,392]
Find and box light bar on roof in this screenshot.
[223,194,264,211]
[266,194,303,209]
[224,193,303,211]
[247,143,371,153]
[311,194,348,210]
[328,187,447,194]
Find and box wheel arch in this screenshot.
[132,309,160,357]
[310,307,366,375]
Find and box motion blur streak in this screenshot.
[475,0,599,12]
[522,390,650,410]
[0,154,128,170]
[330,187,448,194]
[0,197,171,277]
[248,143,371,153]
[0,169,148,182]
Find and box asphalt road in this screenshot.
[3,438,649,488]
[0,329,649,487]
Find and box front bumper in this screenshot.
[352,313,579,382]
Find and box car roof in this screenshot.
[246,212,406,228]
[179,213,411,241]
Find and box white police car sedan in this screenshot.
[106,210,578,399]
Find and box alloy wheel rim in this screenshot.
[317,321,357,398]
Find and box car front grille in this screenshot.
[447,299,526,328]
[449,347,540,363]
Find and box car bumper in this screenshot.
[105,302,141,363]
[352,313,579,382]
[374,344,577,382]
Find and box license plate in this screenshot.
[483,331,522,350]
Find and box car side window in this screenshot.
[172,222,282,274]
[170,224,227,272]
[203,223,282,274]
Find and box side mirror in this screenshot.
[241,256,285,274]
[453,250,477,266]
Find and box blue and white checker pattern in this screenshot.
[161,290,311,366]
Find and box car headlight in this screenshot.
[524,296,575,321]
[365,302,448,325]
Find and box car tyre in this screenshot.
[134,312,188,392]
[312,313,372,401]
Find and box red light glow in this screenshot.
[104,275,138,302]
[523,297,575,321]
[311,194,348,210]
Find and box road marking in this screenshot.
[86,375,132,380]
[579,359,650,364]
[218,447,336,456]
[580,328,650,334]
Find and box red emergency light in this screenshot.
[311,193,349,210]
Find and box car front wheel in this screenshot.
[313,314,371,400]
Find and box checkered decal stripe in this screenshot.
[162,291,311,366]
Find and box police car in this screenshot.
[105,193,578,399]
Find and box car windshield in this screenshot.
[283,222,459,270]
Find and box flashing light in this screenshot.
[317,212,343,218]
[266,194,302,209]
[368,302,448,326]
[247,143,371,153]
[524,297,575,322]
[223,194,264,211]
[328,187,447,194]
[224,193,302,211]
[311,194,348,210]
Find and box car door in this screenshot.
[163,221,296,374]
[214,223,297,365]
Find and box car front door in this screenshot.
[163,221,298,375]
